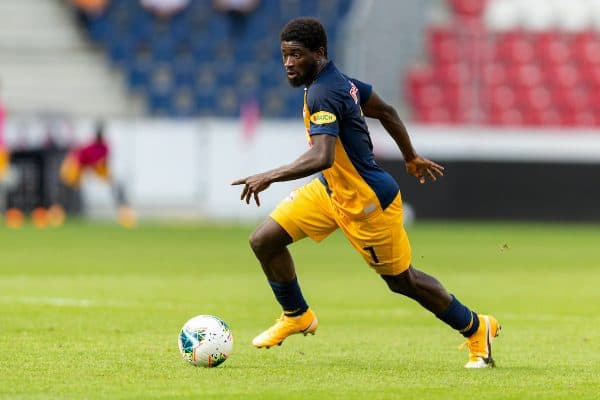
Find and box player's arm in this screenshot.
[362,90,444,184]
[232,134,336,206]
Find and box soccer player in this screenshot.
[60,121,136,227]
[232,17,500,368]
[60,122,110,188]
[0,82,8,182]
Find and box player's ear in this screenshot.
[314,47,326,61]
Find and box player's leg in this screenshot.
[382,269,500,368]
[341,193,499,368]
[250,216,312,322]
[250,179,337,348]
[59,153,82,188]
[382,267,483,336]
[380,266,452,314]
[249,216,296,282]
[111,180,136,228]
[91,162,136,228]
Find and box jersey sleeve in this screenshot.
[306,84,341,137]
[349,78,373,106]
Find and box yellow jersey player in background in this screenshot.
[0,82,8,182]
[60,121,136,228]
[233,17,500,368]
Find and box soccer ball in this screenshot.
[178,315,233,367]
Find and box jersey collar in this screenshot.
[307,60,335,87]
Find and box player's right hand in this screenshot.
[231,172,273,206]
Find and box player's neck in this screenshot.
[307,59,329,87]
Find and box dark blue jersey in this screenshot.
[302,61,399,218]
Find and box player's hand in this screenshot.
[405,156,444,184]
[231,173,273,206]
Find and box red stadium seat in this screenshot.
[428,26,461,63]
[544,64,580,89]
[403,2,600,127]
[576,41,600,66]
[531,32,571,65]
[443,83,476,111]
[486,108,523,126]
[579,64,600,88]
[489,85,516,110]
[506,63,544,88]
[414,106,452,123]
[554,87,591,112]
[427,25,457,44]
[522,108,561,126]
[412,84,445,109]
[561,109,597,126]
[449,0,486,18]
[572,31,600,65]
[435,62,470,85]
[523,87,553,111]
[577,112,599,126]
[461,36,494,64]
[579,64,600,91]
[493,32,535,64]
[481,63,507,87]
[405,64,436,101]
[449,107,475,124]
[588,89,600,109]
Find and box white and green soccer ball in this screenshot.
[178,315,233,367]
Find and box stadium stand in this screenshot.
[82,0,354,118]
[0,0,141,117]
[405,0,600,126]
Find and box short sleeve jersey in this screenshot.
[76,140,109,166]
[303,61,399,219]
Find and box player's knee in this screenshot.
[249,218,292,257]
[249,229,267,256]
[382,266,418,295]
[249,228,281,258]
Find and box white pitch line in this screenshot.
[0,296,131,308]
[497,313,600,323]
[0,296,197,310]
[0,296,94,307]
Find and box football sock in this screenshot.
[268,276,309,317]
[436,294,480,337]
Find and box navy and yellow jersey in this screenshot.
[302,61,399,219]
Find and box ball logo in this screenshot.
[310,111,336,124]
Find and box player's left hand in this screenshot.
[231,173,273,206]
[405,156,444,184]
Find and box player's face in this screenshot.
[281,41,319,87]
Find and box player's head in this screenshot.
[280,17,328,87]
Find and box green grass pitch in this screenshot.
[1,221,599,399]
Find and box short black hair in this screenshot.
[280,17,328,57]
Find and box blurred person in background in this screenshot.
[141,0,190,18]
[0,81,8,182]
[213,0,260,37]
[0,81,23,227]
[233,17,500,369]
[60,121,136,227]
[70,0,109,28]
[70,0,108,14]
[0,80,10,217]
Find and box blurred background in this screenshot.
[1,0,600,227]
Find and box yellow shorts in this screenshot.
[0,149,9,180]
[270,178,411,275]
[60,154,110,188]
